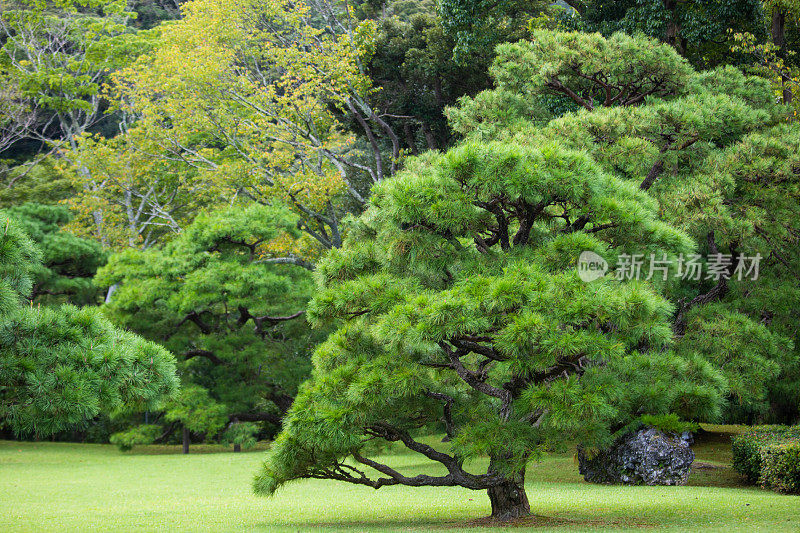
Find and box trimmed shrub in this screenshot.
[732,426,800,485]
[760,441,800,494]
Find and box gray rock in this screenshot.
[578,428,694,485]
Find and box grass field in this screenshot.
[1,427,798,532]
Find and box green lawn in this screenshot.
[1,428,798,532]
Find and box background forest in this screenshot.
[1,0,800,500]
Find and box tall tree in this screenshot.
[101,0,386,254]
[0,0,162,255]
[0,0,150,159]
[452,30,798,421]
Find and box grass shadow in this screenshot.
[272,514,655,531]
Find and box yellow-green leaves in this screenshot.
[101,0,376,251]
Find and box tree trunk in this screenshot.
[663,0,685,56]
[105,283,119,303]
[486,457,529,521]
[487,477,530,521]
[233,443,241,453]
[403,123,419,155]
[422,123,438,151]
[772,8,793,104]
[182,426,190,454]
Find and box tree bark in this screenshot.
[487,476,530,521]
[486,458,530,521]
[772,8,793,104]
[182,426,190,454]
[663,0,686,56]
[403,123,418,155]
[105,283,119,303]
[422,123,438,151]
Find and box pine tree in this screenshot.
[0,213,177,438]
[452,30,797,422]
[6,202,106,306]
[98,203,326,444]
[252,138,727,519]
[255,30,799,520]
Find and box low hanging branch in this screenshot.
[183,349,224,365]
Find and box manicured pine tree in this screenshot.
[99,204,326,446]
[0,213,177,438]
[451,30,797,421]
[254,138,727,520]
[255,30,800,519]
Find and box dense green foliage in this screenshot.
[108,423,162,451]
[255,136,697,502]
[579,0,767,65]
[732,425,800,490]
[221,422,259,451]
[452,31,799,423]
[163,385,228,436]
[0,213,177,437]
[437,0,548,62]
[98,204,325,443]
[2,0,800,523]
[760,439,800,493]
[366,11,492,151]
[6,202,105,305]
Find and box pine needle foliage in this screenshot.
[451,30,799,423]
[0,213,177,438]
[255,30,800,519]
[98,203,326,432]
[254,138,705,516]
[6,203,105,305]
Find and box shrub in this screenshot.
[639,414,699,435]
[221,422,259,451]
[760,441,800,494]
[110,425,162,451]
[731,426,800,484]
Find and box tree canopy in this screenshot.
[254,30,799,520]
[254,139,711,519]
[454,31,799,420]
[97,203,326,443]
[0,212,177,437]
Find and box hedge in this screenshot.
[760,441,800,494]
[109,424,161,451]
[732,425,800,493]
